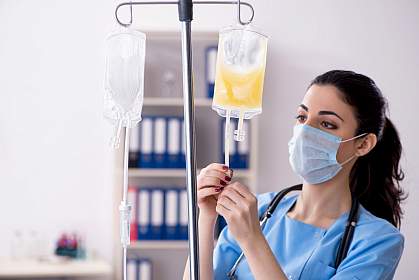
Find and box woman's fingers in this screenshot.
[201,169,232,183]
[217,194,237,211]
[219,187,245,206]
[198,187,221,200]
[200,163,233,178]
[228,182,253,201]
[198,175,226,190]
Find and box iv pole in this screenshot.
[114,1,255,279]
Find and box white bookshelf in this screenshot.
[0,259,111,278]
[112,31,260,280]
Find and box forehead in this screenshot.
[302,84,355,118]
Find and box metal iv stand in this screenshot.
[114,1,255,279]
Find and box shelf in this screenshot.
[0,259,111,278]
[128,168,253,178]
[143,97,212,107]
[129,241,188,250]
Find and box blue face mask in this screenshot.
[288,124,368,185]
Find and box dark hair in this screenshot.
[310,70,406,228]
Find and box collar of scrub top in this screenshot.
[227,184,360,280]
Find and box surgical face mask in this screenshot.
[288,124,368,185]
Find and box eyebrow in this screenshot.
[299,104,345,122]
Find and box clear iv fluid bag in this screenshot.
[104,27,146,147]
[212,24,268,120]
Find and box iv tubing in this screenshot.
[122,125,130,280]
[225,109,231,167]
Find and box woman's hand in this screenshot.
[216,182,263,246]
[197,163,233,221]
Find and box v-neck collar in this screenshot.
[284,194,350,233]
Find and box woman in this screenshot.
[183,70,406,279]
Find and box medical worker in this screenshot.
[183,70,406,280]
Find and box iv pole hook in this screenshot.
[115,0,255,27]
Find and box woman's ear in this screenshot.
[356,133,377,157]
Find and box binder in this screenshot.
[127,258,138,280]
[129,125,140,168]
[179,189,188,240]
[167,117,181,168]
[137,188,151,240]
[150,188,164,240]
[205,46,218,98]
[180,119,186,168]
[139,117,153,168]
[237,121,250,169]
[139,259,152,280]
[128,187,138,241]
[153,117,167,168]
[164,188,179,240]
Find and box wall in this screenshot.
[0,0,418,279]
[0,0,116,266]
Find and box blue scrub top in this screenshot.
[213,192,404,280]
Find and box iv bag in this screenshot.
[212,24,267,147]
[212,24,268,121]
[104,27,146,147]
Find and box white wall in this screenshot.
[0,0,418,279]
[0,0,116,264]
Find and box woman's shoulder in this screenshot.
[357,205,403,237]
[351,205,404,252]
[338,205,404,275]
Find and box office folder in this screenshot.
[128,187,138,241]
[153,117,167,168]
[127,258,138,280]
[165,188,179,240]
[139,117,153,168]
[205,46,218,98]
[150,188,164,239]
[180,119,186,168]
[129,125,140,168]
[137,188,151,240]
[167,117,181,168]
[179,189,188,240]
[139,258,152,280]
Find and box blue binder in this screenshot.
[138,258,152,280]
[179,188,188,240]
[153,117,167,168]
[129,125,140,168]
[167,117,182,168]
[164,188,179,240]
[139,117,153,168]
[127,258,138,280]
[150,188,165,240]
[205,46,218,98]
[137,188,152,240]
[180,119,186,168]
[216,215,228,238]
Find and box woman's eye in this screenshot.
[295,115,307,122]
[321,121,337,129]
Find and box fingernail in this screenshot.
[222,165,229,171]
[220,180,227,186]
[225,176,231,181]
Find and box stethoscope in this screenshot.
[227,184,360,280]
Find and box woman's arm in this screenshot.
[182,214,217,280]
[240,231,288,280]
[216,182,288,280]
